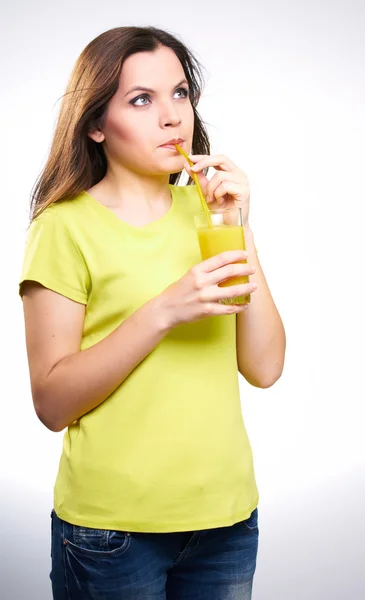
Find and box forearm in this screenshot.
[36,297,169,432]
[236,226,286,388]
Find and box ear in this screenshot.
[87,129,105,143]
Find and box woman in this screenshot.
[19,25,286,600]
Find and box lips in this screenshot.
[159,138,184,147]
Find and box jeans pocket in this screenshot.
[240,507,259,533]
[64,522,131,558]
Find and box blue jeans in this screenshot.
[50,507,259,599]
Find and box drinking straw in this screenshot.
[174,144,212,227]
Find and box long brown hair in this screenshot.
[30,26,211,221]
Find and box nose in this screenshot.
[159,100,182,128]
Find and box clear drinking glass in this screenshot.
[194,207,250,305]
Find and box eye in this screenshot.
[130,94,150,107]
[175,87,189,99]
[130,87,190,107]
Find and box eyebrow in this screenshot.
[124,79,189,97]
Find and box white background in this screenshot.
[1,0,364,598]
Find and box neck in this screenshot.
[95,165,172,211]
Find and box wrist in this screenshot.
[148,294,175,335]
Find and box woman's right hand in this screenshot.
[155,250,258,330]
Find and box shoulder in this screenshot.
[35,192,89,225]
[21,194,91,302]
[26,193,92,258]
[29,193,91,246]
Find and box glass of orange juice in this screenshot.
[194,207,250,305]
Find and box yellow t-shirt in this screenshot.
[19,184,259,533]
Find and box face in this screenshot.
[88,46,194,177]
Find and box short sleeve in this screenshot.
[19,209,90,304]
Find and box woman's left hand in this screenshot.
[184,154,251,226]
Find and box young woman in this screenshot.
[19,26,286,600]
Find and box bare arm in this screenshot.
[236,227,286,388]
[22,282,169,432]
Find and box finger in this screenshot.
[190,154,236,173]
[206,302,249,316]
[200,250,249,273]
[215,282,257,300]
[206,262,255,287]
[201,280,257,304]
[190,153,235,167]
[214,181,242,205]
[205,171,236,203]
[184,160,210,176]
[184,161,209,195]
[184,161,193,174]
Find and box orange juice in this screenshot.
[197,224,250,304]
